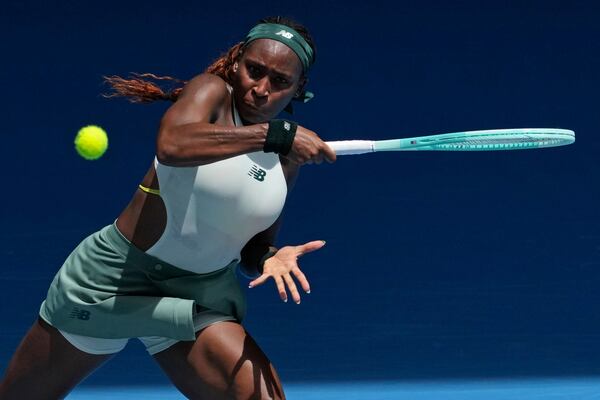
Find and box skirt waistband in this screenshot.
[104,222,237,276]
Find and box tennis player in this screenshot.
[0,16,335,399]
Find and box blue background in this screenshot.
[2,0,599,388]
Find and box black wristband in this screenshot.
[264,119,297,155]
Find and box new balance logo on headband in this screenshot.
[275,30,294,40]
[249,165,266,182]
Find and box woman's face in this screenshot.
[231,39,304,124]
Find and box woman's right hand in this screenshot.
[285,125,337,165]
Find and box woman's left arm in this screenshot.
[239,157,299,277]
[239,216,283,279]
[240,159,327,304]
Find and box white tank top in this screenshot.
[146,99,288,273]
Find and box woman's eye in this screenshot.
[247,65,261,77]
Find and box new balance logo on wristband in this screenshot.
[69,307,91,320]
[275,30,294,40]
[248,165,267,182]
[265,119,297,155]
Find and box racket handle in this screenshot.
[325,140,375,156]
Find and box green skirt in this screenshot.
[39,223,246,341]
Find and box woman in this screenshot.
[0,16,336,399]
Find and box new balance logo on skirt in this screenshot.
[69,307,91,320]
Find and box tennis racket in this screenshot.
[326,128,575,155]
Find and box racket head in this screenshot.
[375,128,575,151]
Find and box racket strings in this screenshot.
[434,136,571,150]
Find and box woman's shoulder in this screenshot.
[159,73,233,129]
[178,73,231,101]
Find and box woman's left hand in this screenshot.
[248,240,326,304]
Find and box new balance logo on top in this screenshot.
[248,165,267,182]
[69,307,91,320]
[275,30,294,40]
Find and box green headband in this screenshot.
[245,23,315,73]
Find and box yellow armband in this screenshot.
[138,184,161,196]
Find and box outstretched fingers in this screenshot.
[274,275,288,303]
[295,240,326,256]
[283,273,302,304]
[248,239,325,303]
[248,274,269,289]
[291,267,310,294]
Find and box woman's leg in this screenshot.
[153,321,285,400]
[0,318,114,400]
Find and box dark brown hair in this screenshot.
[102,16,315,104]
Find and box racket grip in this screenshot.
[325,140,375,156]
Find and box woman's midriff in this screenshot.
[116,162,166,251]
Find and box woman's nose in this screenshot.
[253,77,270,97]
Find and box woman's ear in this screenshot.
[232,46,244,74]
[294,77,308,99]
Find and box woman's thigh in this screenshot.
[0,318,113,400]
[153,321,285,400]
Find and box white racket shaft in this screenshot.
[325,140,375,155]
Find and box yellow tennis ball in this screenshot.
[74,125,108,160]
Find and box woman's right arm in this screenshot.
[156,74,268,167]
[156,73,336,167]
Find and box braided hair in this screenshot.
[102,16,315,103]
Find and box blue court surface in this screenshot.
[69,379,600,399]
